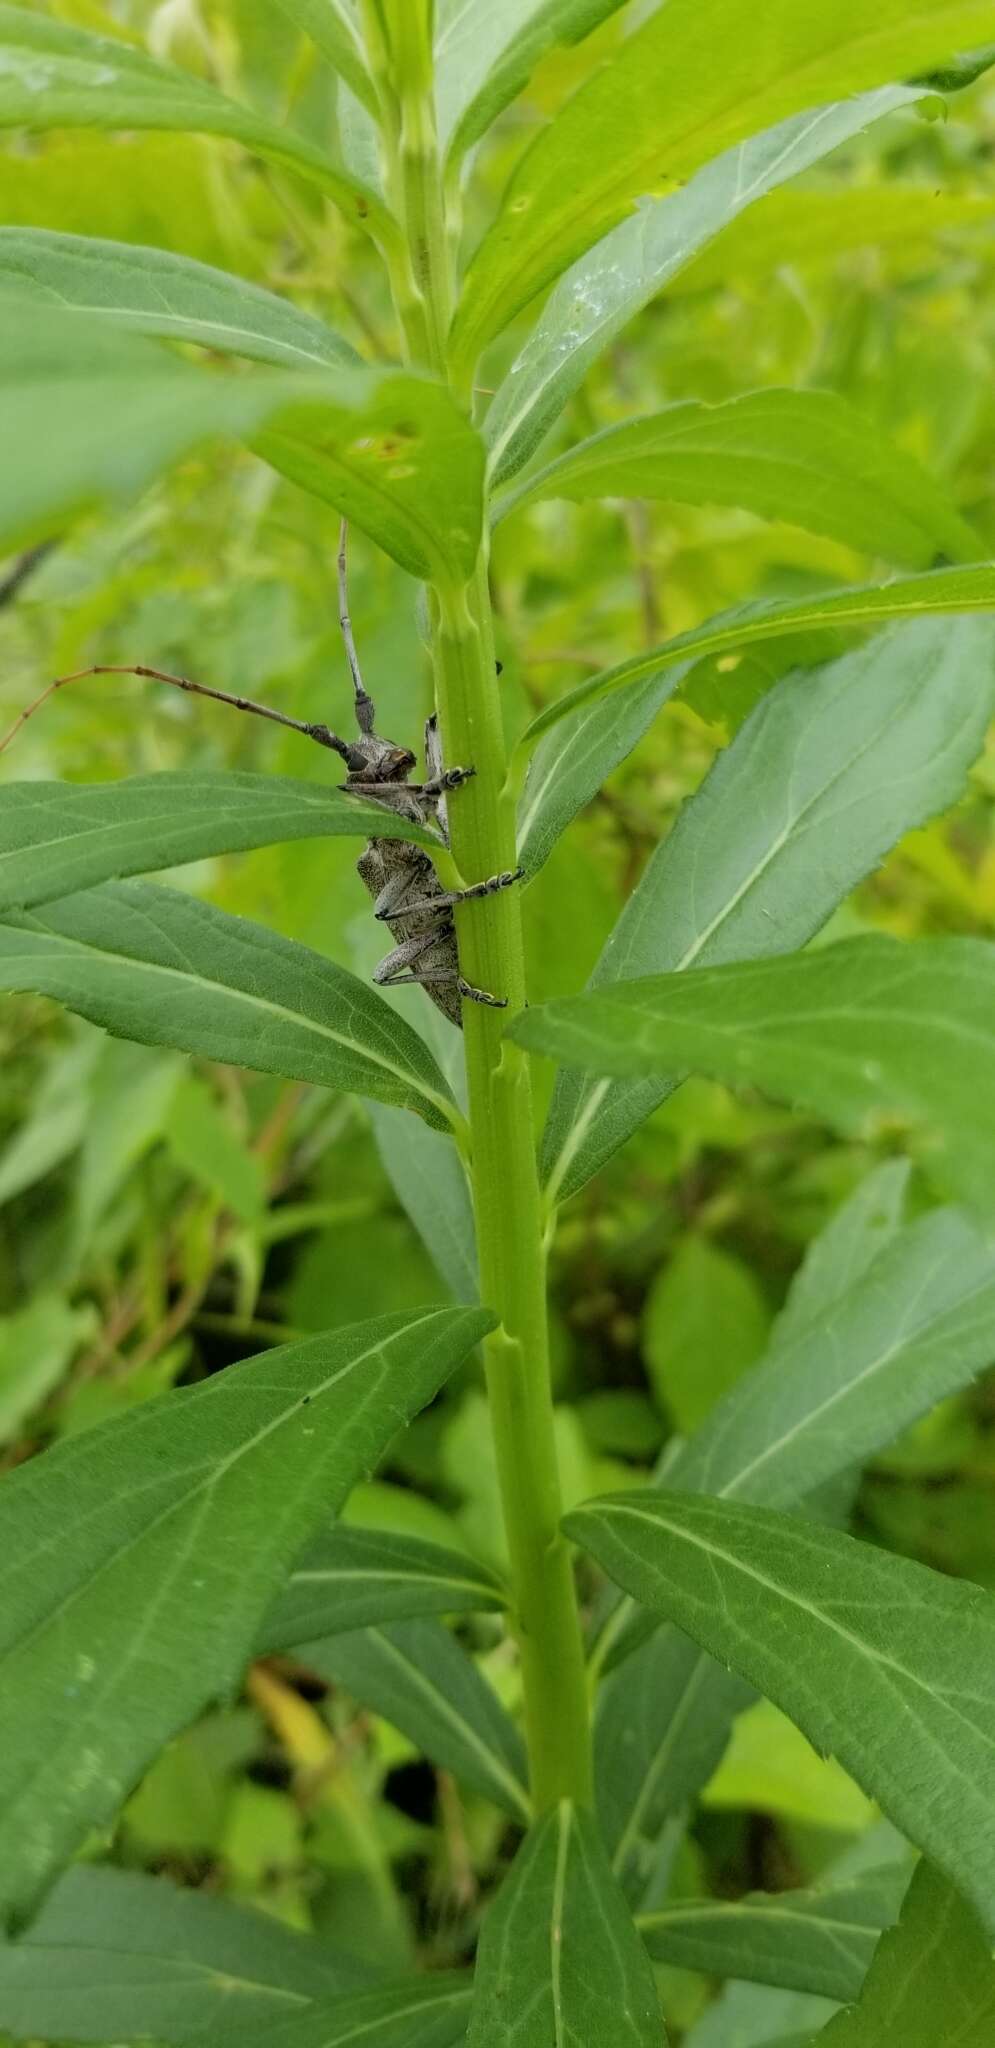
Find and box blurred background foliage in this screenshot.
[2,2,995,2038]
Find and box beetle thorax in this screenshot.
[343,732,416,784]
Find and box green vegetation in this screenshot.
[1,4,995,2042]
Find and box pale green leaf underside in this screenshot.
[521,935,995,1217]
[485,87,930,488]
[0,881,458,1133]
[0,774,439,917]
[453,1,987,365]
[498,388,982,569]
[816,1860,995,2045]
[639,1863,910,2005]
[302,1619,530,1821]
[521,565,995,746]
[368,1100,479,1302]
[0,229,358,372]
[0,1864,366,2041]
[261,1524,506,1651]
[673,185,995,300]
[0,312,484,583]
[271,0,376,113]
[435,0,627,160]
[568,1491,995,1941]
[0,3,393,240]
[539,616,995,1205]
[0,1305,491,1927]
[466,1801,664,2046]
[517,665,683,878]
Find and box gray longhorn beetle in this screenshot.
[0,521,522,1023]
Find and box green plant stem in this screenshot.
[434,562,593,1810]
[364,9,593,1810]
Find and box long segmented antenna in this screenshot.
[0,664,353,760]
[337,518,376,736]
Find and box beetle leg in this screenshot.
[373,933,507,1010]
[370,861,434,923]
[422,765,476,794]
[373,930,450,985]
[456,976,508,1010]
[375,866,523,921]
[423,714,474,795]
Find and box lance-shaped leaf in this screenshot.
[466,1801,664,2047]
[233,1977,472,2048]
[271,0,377,112]
[568,1492,995,1942]
[0,312,484,582]
[537,615,995,1206]
[0,882,459,1133]
[0,774,440,918]
[517,665,683,878]
[638,1865,911,2006]
[0,1304,492,1928]
[451,1,990,368]
[686,1987,835,2048]
[497,390,982,568]
[0,229,359,372]
[0,4,392,242]
[435,0,628,162]
[0,1864,368,2042]
[520,935,995,1217]
[672,186,995,301]
[596,1188,995,1884]
[485,87,930,487]
[261,1525,507,1650]
[667,1202,995,1510]
[301,1620,530,1821]
[522,565,995,747]
[368,1104,479,1301]
[816,1860,995,2045]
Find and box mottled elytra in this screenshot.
[332,524,521,1024]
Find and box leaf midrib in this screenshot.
[0,924,452,1123]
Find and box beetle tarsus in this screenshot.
[457,975,508,1010]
